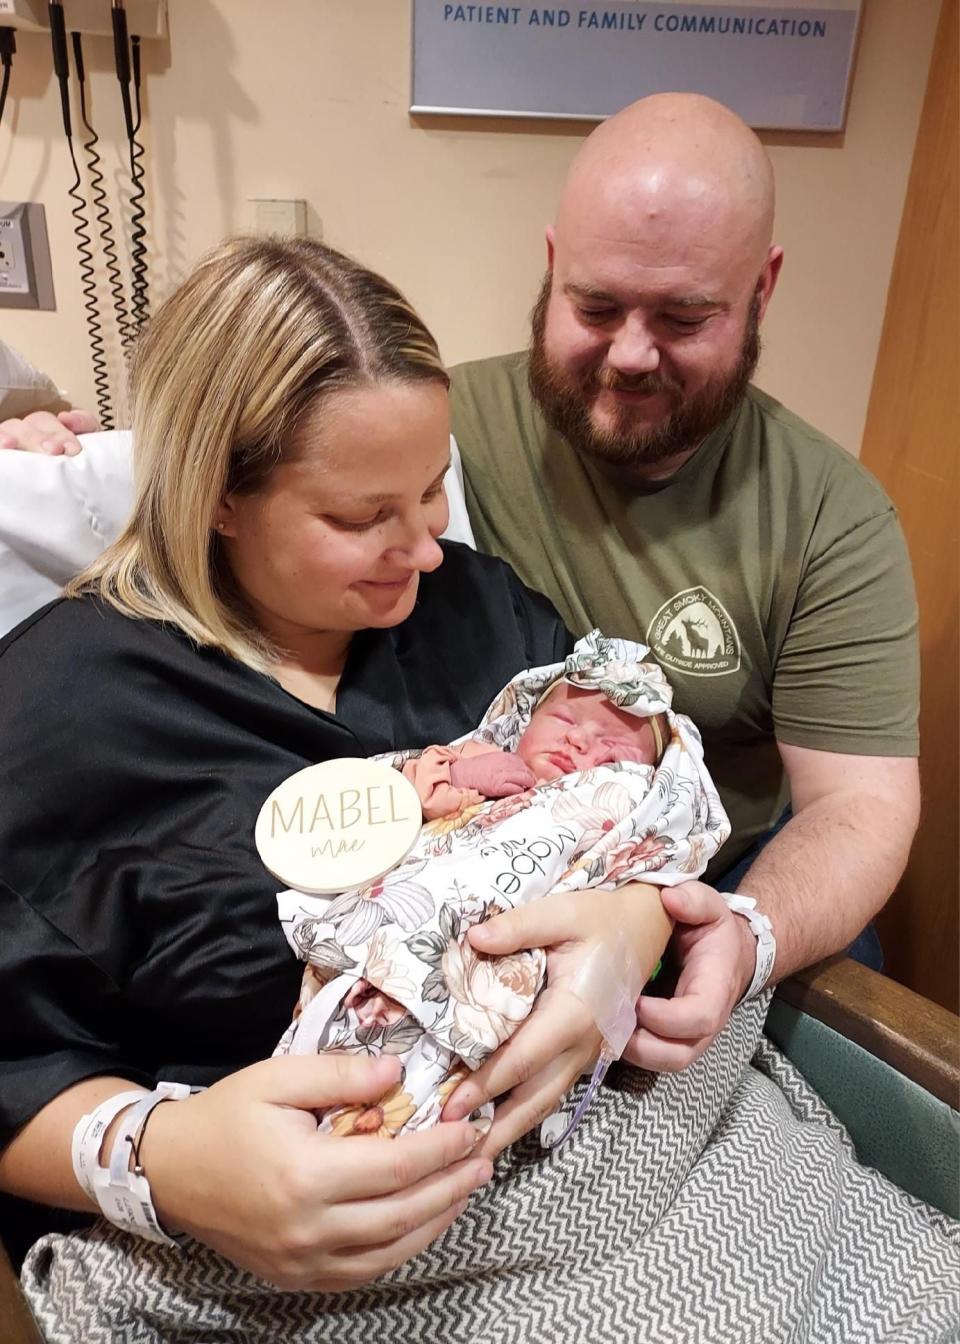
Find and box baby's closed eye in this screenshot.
[607,739,652,763]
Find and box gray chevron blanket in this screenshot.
[21,997,960,1344]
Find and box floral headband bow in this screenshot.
[469,629,676,755]
[560,629,673,715]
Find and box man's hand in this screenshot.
[623,881,756,1072]
[0,409,100,455]
[449,751,536,798]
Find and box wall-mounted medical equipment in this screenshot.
[0,0,165,38]
[0,0,167,425]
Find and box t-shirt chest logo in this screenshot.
[647,587,742,678]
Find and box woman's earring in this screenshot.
[216,521,225,532]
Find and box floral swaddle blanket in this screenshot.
[274,631,730,1137]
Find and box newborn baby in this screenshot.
[332,683,670,1033]
[410,679,668,817]
[275,631,729,1138]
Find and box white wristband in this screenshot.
[723,893,776,1000]
[71,1089,147,1203]
[73,1081,197,1246]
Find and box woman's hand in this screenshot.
[441,883,671,1160]
[0,409,99,455]
[141,1053,492,1291]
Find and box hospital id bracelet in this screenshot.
[73,1081,201,1246]
[723,893,776,1001]
[71,1088,147,1204]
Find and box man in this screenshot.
[449,94,919,1073]
[0,95,919,1078]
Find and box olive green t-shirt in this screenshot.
[450,352,918,878]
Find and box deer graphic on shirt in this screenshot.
[682,618,710,657]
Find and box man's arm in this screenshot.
[737,744,919,978]
[627,746,919,1071]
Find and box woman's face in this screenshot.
[218,381,451,641]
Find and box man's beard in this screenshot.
[527,273,761,473]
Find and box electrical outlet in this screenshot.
[0,203,56,310]
[0,214,33,297]
[250,199,308,238]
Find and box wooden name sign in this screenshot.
[255,757,422,894]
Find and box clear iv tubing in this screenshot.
[539,941,661,1151]
[540,1045,615,1150]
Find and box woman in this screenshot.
[0,238,671,1324]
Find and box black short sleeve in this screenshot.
[0,880,155,1141]
[506,565,577,668]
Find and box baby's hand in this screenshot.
[450,752,536,798]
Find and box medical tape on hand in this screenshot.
[570,938,649,1060]
[541,940,649,1151]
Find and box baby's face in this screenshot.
[517,684,661,782]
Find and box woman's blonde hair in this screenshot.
[66,236,449,670]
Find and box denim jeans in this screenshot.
[712,808,884,972]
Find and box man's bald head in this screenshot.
[530,94,783,478]
[557,93,775,281]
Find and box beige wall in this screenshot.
[0,0,939,451]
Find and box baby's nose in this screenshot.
[566,724,590,750]
[569,731,607,765]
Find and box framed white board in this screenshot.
[411,0,862,131]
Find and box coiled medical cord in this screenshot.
[73,31,131,370]
[49,2,113,429]
[112,1,149,334]
[128,33,149,331]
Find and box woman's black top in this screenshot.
[0,542,572,1150]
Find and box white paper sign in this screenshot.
[411,0,862,130]
[255,758,422,895]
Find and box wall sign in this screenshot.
[255,758,422,895]
[411,0,862,130]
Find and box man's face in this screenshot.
[528,226,763,472]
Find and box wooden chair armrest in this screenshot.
[0,1238,42,1344]
[775,956,960,1108]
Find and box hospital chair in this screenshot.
[1,957,957,1344]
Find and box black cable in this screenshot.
[128,33,149,330]
[132,34,142,133]
[0,28,15,131]
[111,0,135,139]
[112,1,149,334]
[72,31,132,365]
[68,134,113,426]
[50,2,114,429]
[48,2,72,136]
